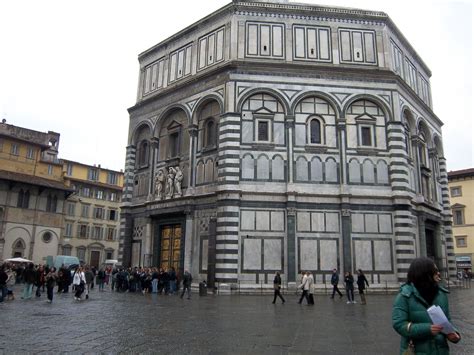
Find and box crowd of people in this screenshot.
[0,263,195,304]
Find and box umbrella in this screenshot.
[4,257,32,263]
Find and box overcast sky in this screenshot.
[0,0,472,172]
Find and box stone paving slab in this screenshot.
[0,285,472,354]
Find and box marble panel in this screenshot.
[320,239,338,271]
[295,125,306,146]
[379,214,392,234]
[264,239,282,270]
[256,211,270,231]
[325,159,338,182]
[365,214,378,233]
[242,156,254,179]
[241,210,255,231]
[274,123,285,145]
[325,212,340,232]
[377,161,389,184]
[243,239,261,270]
[354,240,373,271]
[300,239,318,270]
[272,157,284,180]
[271,211,285,231]
[349,160,361,183]
[363,160,375,183]
[296,158,309,181]
[242,121,253,143]
[374,240,392,271]
[297,212,311,232]
[352,213,365,233]
[310,159,323,182]
[257,156,270,180]
[311,212,325,232]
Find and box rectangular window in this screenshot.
[65,223,73,237]
[62,246,71,256]
[82,187,90,198]
[26,147,35,160]
[108,209,117,221]
[246,22,285,58]
[110,192,117,202]
[169,132,180,157]
[168,44,192,83]
[95,190,104,200]
[93,226,103,240]
[453,210,464,225]
[0,138,3,152]
[361,126,372,146]
[106,251,113,260]
[257,120,270,142]
[456,236,467,248]
[10,143,19,156]
[66,163,73,176]
[78,224,88,238]
[106,227,116,241]
[47,165,53,175]
[94,207,104,219]
[67,203,76,216]
[107,172,117,185]
[88,168,98,181]
[81,204,90,218]
[339,28,377,65]
[450,186,462,197]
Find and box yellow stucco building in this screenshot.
[448,168,474,274]
[0,120,124,267]
[0,120,72,263]
[61,160,123,267]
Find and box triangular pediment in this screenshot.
[451,203,466,209]
[167,120,182,130]
[254,107,273,114]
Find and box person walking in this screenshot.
[392,257,461,354]
[84,266,94,300]
[0,265,8,304]
[180,269,193,300]
[72,266,86,301]
[6,266,16,300]
[344,271,355,304]
[45,267,58,303]
[298,271,310,305]
[97,267,106,292]
[168,267,177,295]
[21,263,36,300]
[35,265,45,297]
[330,269,343,299]
[307,272,315,305]
[356,269,369,305]
[272,271,285,304]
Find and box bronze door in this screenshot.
[90,251,100,268]
[160,224,182,270]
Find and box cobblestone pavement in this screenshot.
[1,284,472,354]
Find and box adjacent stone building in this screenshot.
[448,168,474,274]
[120,0,454,288]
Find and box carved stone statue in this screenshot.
[174,166,183,197]
[154,169,165,200]
[166,167,176,198]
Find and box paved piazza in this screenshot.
[1,285,473,354]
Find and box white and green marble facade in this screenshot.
[119,0,454,289]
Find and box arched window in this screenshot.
[205,119,216,147]
[138,141,149,167]
[418,133,427,166]
[12,239,26,258]
[309,119,321,144]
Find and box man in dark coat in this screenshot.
[330,268,343,299]
[180,270,192,299]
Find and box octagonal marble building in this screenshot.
[120,0,454,289]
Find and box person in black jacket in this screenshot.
[0,264,8,303]
[21,263,36,299]
[180,270,192,299]
[344,271,355,304]
[356,269,369,305]
[330,268,343,299]
[272,271,285,304]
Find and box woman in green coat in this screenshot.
[392,257,461,354]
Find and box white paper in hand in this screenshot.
[427,305,456,334]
